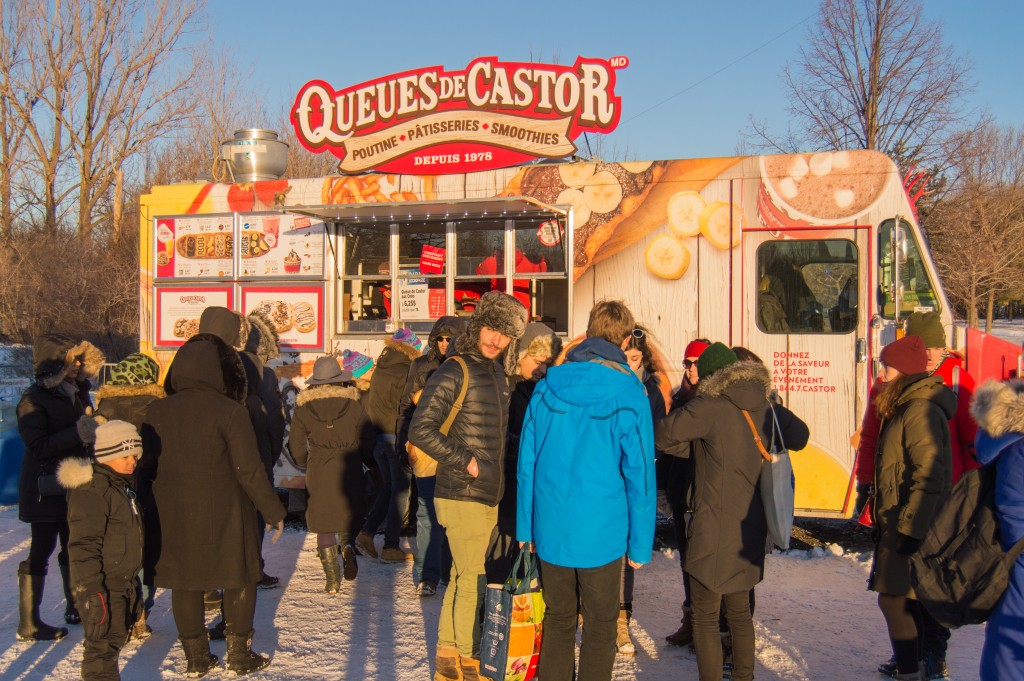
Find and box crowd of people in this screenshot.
[13,299,1024,681]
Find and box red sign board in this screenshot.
[290,56,626,175]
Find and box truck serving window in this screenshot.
[337,215,569,334]
[756,239,859,334]
[878,218,940,318]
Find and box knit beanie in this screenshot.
[342,349,374,379]
[696,342,738,379]
[94,420,142,463]
[880,335,928,376]
[108,353,160,386]
[391,328,423,351]
[904,311,945,349]
[684,340,710,361]
[518,322,560,361]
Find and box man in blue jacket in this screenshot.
[517,300,656,681]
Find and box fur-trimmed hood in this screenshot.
[697,360,772,407]
[95,383,166,402]
[296,384,361,407]
[245,311,281,362]
[32,334,105,389]
[454,291,528,375]
[56,456,96,490]
[971,379,1024,440]
[383,337,423,362]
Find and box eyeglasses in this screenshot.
[437,336,452,343]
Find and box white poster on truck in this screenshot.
[241,285,325,350]
[154,286,234,348]
[238,214,326,279]
[155,215,235,280]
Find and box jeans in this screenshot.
[413,475,449,585]
[435,497,498,657]
[538,557,621,681]
[691,577,756,681]
[362,434,411,549]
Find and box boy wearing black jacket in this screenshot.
[58,421,143,680]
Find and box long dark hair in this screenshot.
[625,324,657,375]
[874,373,916,420]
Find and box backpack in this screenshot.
[909,463,1024,629]
[405,356,469,478]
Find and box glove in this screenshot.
[895,533,921,555]
[81,591,110,640]
[853,483,873,517]
[76,414,99,444]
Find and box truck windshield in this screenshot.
[877,218,940,318]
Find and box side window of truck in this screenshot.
[877,219,940,318]
[756,240,859,334]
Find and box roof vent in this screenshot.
[220,129,289,181]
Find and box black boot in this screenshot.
[317,545,341,594]
[208,616,226,641]
[225,629,271,675]
[16,562,68,642]
[58,560,80,625]
[179,632,219,678]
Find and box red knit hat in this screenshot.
[879,335,928,376]
[684,340,710,361]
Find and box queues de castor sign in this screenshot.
[290,56,627,175]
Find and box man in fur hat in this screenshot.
[409,292,527,681]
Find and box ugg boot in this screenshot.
[129,609,153,641]
[341,544,358,581]
[179,632,218,678]
[317,545,342,594]
[380,546,415,563]
[58,561,80,625]
[665,605,694,647]
[459,656,482,681]
[355,531,379,559]
[433,645,463,681]
[225,629,271,675]
[16,562,68,642]
[616,608,635,655]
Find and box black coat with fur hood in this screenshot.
[141,340,285,590]
[58,458,143,596]
[367,339,421,434]
[288,384,375,534]
[655,361,809,593]
[17,335,104,523]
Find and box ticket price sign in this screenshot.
[241,285,325,350]
[238,214,326,279]
[154,286,234,348]
[155,215,235,280]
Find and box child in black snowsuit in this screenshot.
[58,420,143,680]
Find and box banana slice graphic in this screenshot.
[644,234,691,279]
[619,161,653,174]
[699,201,744,249]
[557,188,592,226]
[558,163,597,189]
[667,191,706,237]
[583,170,623,214]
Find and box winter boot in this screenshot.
[616,608,635,655]
[180,632,219,678]
[459,656,482,681]
[129,610,153,641]
[892,669,923,681]
[878,656,899,676]
[58,561,80,625]
[208,616,226,641]
[225,629,271,675]
[665,605,694,647]
[354,531,379,559]
[380,546,415,563]
[922,654,950,680]
[16,562,68,642]
[317,545,342,594]
[341,545,358,581]
[434,645,463,681]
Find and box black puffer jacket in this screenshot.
[58,458,143,596]
[17,335,104,523]
[94,384,166,431]
[288,385,375,534]
[409,349,510,507]
[655,361,809,593]
[396,316,465,456]
[367,340,421,434]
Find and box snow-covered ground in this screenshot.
[0,505,985,680]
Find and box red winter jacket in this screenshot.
[855,352,978,485]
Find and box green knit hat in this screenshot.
[108,353,160,386]
[904,311,945,349]
[696,342,738,379]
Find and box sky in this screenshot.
[208,0,1023,163]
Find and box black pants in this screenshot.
[171,586,257,639]
[691,577,756,681]
[81,587,135,681]
[878,594,924,674]
[920,605,950,660]
[538,557,620,681]
[28,520,70,575]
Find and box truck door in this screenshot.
[742,228,868,516]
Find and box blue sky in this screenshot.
[209,0,1021,162]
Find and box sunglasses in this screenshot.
[684,359,697,369]
[437,336,452,343]
[631,328,645,339]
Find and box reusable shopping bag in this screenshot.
[480,551,545,681]
[743,403,795,549]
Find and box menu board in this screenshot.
[241,285,325,350]
[238,214,326,279]
[154,286,234,348]
[155,215,234,280]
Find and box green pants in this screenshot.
[434,497,498,657]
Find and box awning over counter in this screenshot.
[281,196,564,224]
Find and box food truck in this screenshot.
[138,57,953,517]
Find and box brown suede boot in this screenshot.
[665,605,694,647]
[434,645,463,681]
[616,608,635,655]
[460,657,482,681]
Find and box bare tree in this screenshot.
[926,123,1024,331]
[0,3,30,242]
[745,0,973,168]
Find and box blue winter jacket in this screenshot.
[516,338,656,568]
